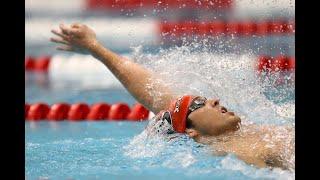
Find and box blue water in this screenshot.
[26,72,294,179]
[26,2,295,178]
[26,120,293,180]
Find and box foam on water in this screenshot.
[123,120,294,179]
[131,40,294,125]
[220,154,295,179]
[123,40,294,178]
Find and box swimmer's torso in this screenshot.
[147,112,294,170]
[201,124,295,170]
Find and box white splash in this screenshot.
[123,130,167,158]
[220,154,294,180]
[162,151,197,168]
[131,41,295,125]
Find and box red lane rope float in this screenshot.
[256,21,271,36]
[47,103,71,121]
[25,104,30,119]
[108,103,131,120]
[25,102,150,121]
[127,103,150,120]
[87,103,111,120]
[68,103,90,121]
[25,56,51,72]
[159,20,295,37]
[225,21,241,35]
[35,56,51,72]
[27,103,50,121]
[87,0,233,10]
[25,57,36,71]
[241,21,257,36]
[257,55,295,72]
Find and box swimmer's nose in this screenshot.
[220,106,227,113]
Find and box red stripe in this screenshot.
[86,0,233,10]
[159,20,295,36]
[256,55,295,72]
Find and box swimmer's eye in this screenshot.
[188,96,207,114]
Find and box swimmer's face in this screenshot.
[186,98,241,137]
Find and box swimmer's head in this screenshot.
[169,95,241,138]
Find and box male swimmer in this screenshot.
[50,23,294,170]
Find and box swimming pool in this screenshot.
[26,1,294,177]
[26,50,294,180]
[26,121,293,180]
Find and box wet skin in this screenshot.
[187,99,241,136]
[49,23,293,170]
[185,98,294,170]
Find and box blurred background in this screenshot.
[26,0,294,55]
[25,0,295,101]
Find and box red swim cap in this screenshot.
[168,95,195,133]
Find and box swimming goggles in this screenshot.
[187,96,207,116]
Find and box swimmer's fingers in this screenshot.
[56,45,74,52]
[59,24,72,35]
[59,24,81,37]
[50,37,70,45]
[51,29,70,41]
[71,22,82,28]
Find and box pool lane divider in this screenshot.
[25,55,295,73]
[256,55,295,72]
[25,102,150,121]
[159,20,295,37]
[87,0,233,11]
[25,56,51,72]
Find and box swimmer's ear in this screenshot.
[185,128,199,138]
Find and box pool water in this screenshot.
[26,74,294,180]
[26,32,295,179]
[26,121,293,180]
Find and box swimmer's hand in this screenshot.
[50,23,98,54]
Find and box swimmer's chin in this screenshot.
[227,116,242,131]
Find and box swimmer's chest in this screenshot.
[211,135,283,168]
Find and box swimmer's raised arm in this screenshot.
[50,23,175,114]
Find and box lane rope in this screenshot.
[87,0,233,10]
[25,102,150,121]
[159,20,295,37]
[25,55,295,72]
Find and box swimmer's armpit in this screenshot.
[264,153,286,169]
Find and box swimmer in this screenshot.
[50,23,294,170]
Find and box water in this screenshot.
[26,43,294,179]
[131,42,294,125]
[26,7,294,178]
[26,121,294,180]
